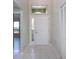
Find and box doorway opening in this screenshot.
[13,12,21,55]
[30,5,49,45]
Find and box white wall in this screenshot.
[50,0,66,59]
[14,0,29,52]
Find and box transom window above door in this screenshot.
[32,6,47,14]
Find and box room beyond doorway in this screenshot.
[13,12,21,55]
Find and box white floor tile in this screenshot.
[13,45,60,59]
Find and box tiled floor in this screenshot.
[13,37,20,55]
[14,37,20,50]
[13,45,61,59]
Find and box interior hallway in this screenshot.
[13,0,66,59]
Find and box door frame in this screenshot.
[29,15,34,45]
[59,3,66,35]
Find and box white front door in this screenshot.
[31,15,49,45]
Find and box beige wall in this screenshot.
[50,0,66,59]
[14,0,29,52]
